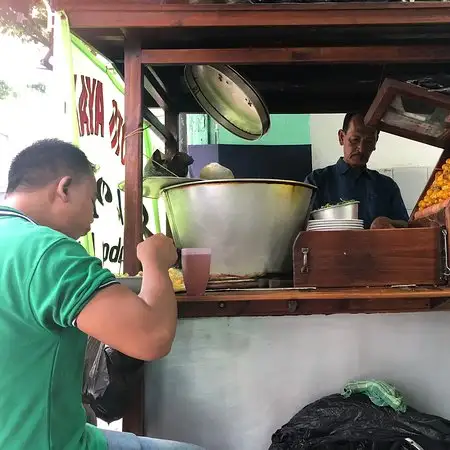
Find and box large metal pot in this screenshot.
[161,179,316,277]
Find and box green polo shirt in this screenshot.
[0,206,117,450]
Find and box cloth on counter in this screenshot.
[342,379,407,412]
[269,394,450,450]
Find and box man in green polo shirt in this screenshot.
[0,139,205,450]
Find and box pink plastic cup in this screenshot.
[181,248,211,296]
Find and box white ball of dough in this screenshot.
[200,163,235,180]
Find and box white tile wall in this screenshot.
[377,168,393,179]
[392,167,429,212]
[380,166,434,216]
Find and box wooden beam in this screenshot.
[145,65,168,94]
[164,110,179,160]
[142,108,173,143]
[141,45,450,65]
[53,2,450,29]
[143,66,170,110]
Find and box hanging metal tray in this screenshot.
[185,64,271,141]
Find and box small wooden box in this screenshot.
[293,227,447,288]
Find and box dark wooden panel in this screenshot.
[122,36,145,436]
[293,228,444,288]
[54,2,450,29]
[141,45,450,65]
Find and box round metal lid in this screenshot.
[185,65,271,141]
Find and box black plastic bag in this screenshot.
[82,337,144,423]
[270,394,450,450]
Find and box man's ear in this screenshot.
[338,129,345,146]
[56,176,72,202]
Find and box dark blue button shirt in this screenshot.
[304,158,409,228]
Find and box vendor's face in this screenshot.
[339,115,378,168]
[52,174,97,240]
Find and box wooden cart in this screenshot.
[52,0,450,439]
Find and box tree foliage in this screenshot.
[0,80,17,100]
[0,1,52,69]
[0,1,50,100]
[27,82,46,94]
[0,1,50,48]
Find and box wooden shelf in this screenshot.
[176,286,450,317]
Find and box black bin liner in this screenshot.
[270,394,450,450]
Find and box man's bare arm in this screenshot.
[77,235,178,361]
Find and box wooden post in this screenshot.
[122,36,145,436]
[123,37,143,276]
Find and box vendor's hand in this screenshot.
[137,234,178,270]
[370,216,395,230]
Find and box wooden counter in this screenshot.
[176,286,450,317]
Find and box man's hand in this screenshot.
[371,216,408,229]
[370,216,394,229]
[137,234,178,270]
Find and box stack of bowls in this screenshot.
[307,201,363,231]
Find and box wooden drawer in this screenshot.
[293,227,446,288]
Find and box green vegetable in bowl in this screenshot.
[322,199,357,208]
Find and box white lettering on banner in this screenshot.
[73,58,151,273]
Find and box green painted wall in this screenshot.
[187,114,310,146]
[218,114,310,145]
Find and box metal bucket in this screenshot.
[161,179,316,277]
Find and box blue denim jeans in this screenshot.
[102,429,205,450]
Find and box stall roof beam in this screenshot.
[54,2,450,29]
[141,45,450,65]
[142,108,174,143]
[143,66,171,110]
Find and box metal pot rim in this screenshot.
[161,178,317,193]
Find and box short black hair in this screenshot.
[342,112,365,133]
[7,139,94,194]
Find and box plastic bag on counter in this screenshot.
[269,393,450,450]
[82,336,144,423]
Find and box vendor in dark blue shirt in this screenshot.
[305,112,409,229]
